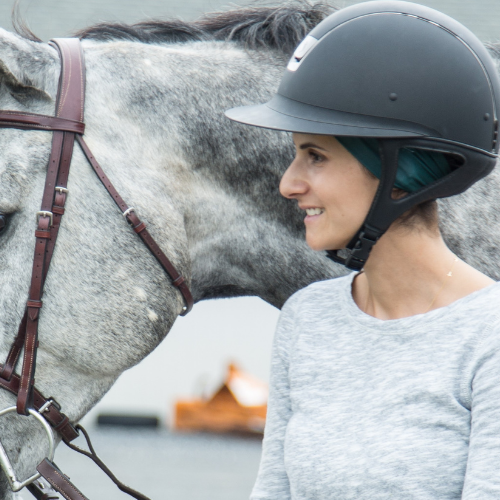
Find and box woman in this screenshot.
[226,1,500,498]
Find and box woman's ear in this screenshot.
[0,28,59,104]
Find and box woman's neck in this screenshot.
[352,226,495,320]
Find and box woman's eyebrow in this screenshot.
[298,142,328,152]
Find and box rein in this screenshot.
[0,38,193,499]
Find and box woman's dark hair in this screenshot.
[391,192,439,233]
[390,152,464,233]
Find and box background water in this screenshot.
[14,426,262,500]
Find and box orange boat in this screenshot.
[174,363,268,434]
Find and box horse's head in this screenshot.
[1,3,499,497]
[0,30,60,340]
[0,30,64,494]
[0,31,203,498]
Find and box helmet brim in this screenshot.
[225,94,438,139]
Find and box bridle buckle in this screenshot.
[39,398,60,414]
[36,211,54,227]
[122,207,135,218]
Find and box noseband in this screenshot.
[0,38,193,499]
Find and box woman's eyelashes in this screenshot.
[308,150,324,164]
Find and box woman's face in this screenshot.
[280,133,379,251]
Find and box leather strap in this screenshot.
[0,112,85,134]
[76,135,194,314]
[64,425,151,500]
[33,423,153,500]
[0,365,79,443]
[37,459,89,500]
[18,199,53,414]
[17,38,86,416]
[0,311,27,381]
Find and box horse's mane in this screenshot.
[486,42,500,59]
[13,2,335,56]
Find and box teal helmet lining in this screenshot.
[335,137,452,193]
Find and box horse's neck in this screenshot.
[82,40,341,307]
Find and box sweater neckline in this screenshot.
[340,271,500,333]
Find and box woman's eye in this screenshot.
[309,151,323,163]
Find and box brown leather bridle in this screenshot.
[0,38,193,499]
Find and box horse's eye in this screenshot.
[0,214,8,235]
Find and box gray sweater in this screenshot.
[251,273,500,499]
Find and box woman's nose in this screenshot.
[279,159,308,199]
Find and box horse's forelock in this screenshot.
[11,0,43,43]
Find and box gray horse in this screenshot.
[0,2,498,498]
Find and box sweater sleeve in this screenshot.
[462,321,500,499]
[250,295,299,500]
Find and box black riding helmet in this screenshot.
[225,0,500,270]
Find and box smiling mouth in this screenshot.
[305,208,325,216]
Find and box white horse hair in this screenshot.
[0,2,499,497]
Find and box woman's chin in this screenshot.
[305,236,348,252]
[305,223,353,252]
[305,220,360,252]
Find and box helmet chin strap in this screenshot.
[326,138,497,271]
[326,139,401,271]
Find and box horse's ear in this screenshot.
[0,28,59,103]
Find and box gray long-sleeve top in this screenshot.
[251,273,500,499]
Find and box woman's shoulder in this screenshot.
[434,281,500,358]
[452,280,500,317]
[464,282,500,337]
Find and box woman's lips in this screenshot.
[303,208,325,223]
[304,212,323,223]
